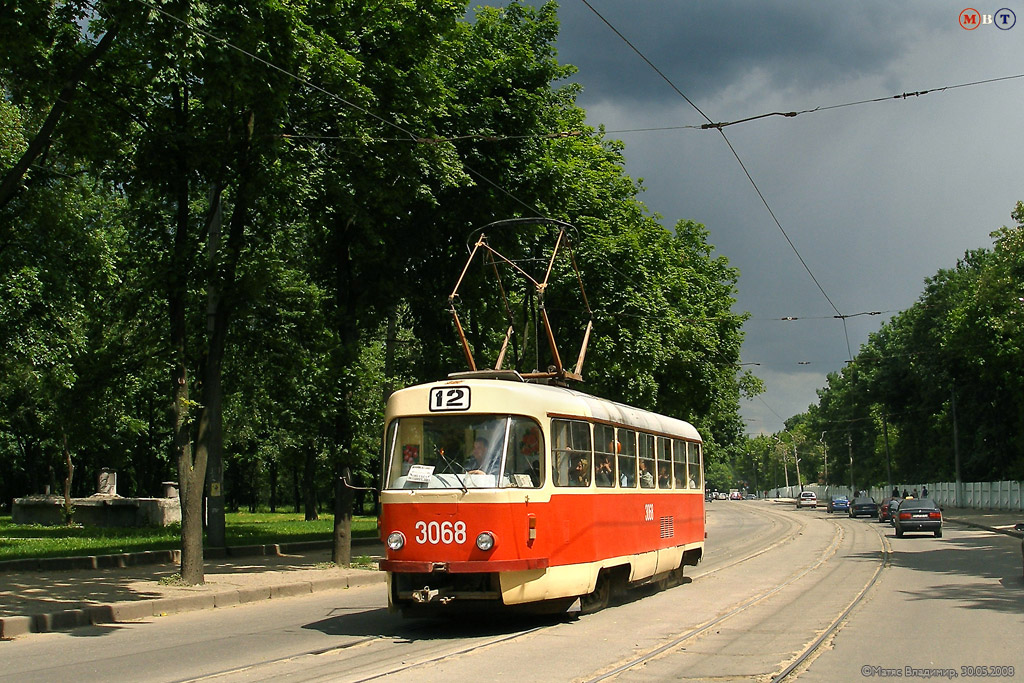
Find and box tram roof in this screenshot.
[391,373,702,442]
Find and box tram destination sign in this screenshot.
[429,386,471,412]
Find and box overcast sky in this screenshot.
[488,0,1024,435]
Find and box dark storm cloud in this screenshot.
[551,0,947,106]
[482,0,1024,434]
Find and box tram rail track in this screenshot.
[770,520,891,683]
[181,503,823,683]
[581,511,891,682]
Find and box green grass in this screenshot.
[0,513,377,562]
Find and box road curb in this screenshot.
[0,567,386,638]
[0,538,385,639]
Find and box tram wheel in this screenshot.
[656,564,685,591]
[580,571,611,614]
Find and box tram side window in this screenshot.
[505,417,544,488]
[617,428,637,488]
[672,439,688,488]
[593,424,617,487]
[687,442,703,490]
[638,433,655,488]
[551,419,592,487]
[657,437,672,489]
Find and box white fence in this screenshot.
[765,480,1023,511]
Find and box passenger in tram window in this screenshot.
[658,465,671,489]
[571,455,591,486]
[619,457,635,487]
[639,459,655,488]
[595,453,614,487]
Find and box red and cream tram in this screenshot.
[378,370,705,615]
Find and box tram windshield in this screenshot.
[384,414,544,489]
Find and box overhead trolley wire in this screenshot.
[283,71,1024,143]
[578,0,855,361]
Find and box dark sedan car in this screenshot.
[848,497,878,518]
[878,497,902,523]
[827,496,850,514]
[893,498,943,537]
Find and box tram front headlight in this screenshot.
[475,531,496,551]
[386,531,406,551]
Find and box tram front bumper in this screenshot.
[380,558,549,573]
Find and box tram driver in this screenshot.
[464,436,490,474]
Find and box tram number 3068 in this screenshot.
[414,520,467,545]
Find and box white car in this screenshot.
[796,491,817,509]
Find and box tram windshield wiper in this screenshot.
[435,450,469,493]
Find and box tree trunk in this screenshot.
[61,432,74,525]
[332,467,355,566]
[269,458,278,513]
[195,110,254,547]
[303,442,318,521]
[198,186,227,548]
[169,85,207,585]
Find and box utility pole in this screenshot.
[847,432,854,495]
[952,382,962,507]
[750,452,759,497]
[820,431,828,486]
[793,441,802,491]
[774,436,790,488]
[882,412,893,492]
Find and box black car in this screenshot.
[893,498,943,537]
[848,497,878,518]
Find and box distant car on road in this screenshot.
[796,491,818,509]
[878,497,902,523]
[848,497,878,518]
[729,491,743,500]
[827,496,850,514]
[893,498,943,537]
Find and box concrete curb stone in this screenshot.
[1,567,385,638]
[0,537,384,639]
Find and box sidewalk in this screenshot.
[0,539,386,639]
[942,507,1024,536]
[3,509,1021,640]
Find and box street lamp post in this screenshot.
[775,431,803,492]
[773,435,790,489]
[847,431,854,495]
[820,431,828,486]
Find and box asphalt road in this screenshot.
[1,502,1021,682]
